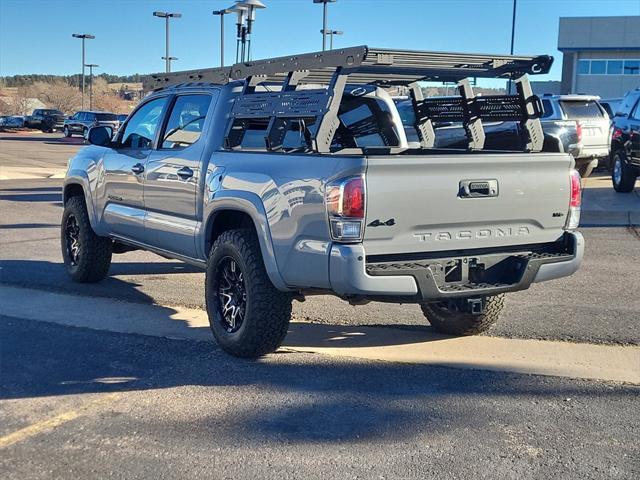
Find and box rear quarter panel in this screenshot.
[201,150,366,289]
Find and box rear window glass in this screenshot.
[96,113,117,121]
[560,100,603,118]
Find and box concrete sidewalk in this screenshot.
[2,285,638,383]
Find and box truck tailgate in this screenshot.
[363,152,573,256]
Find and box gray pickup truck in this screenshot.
[61,46,584,357]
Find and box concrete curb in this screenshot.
[1,285,638,384]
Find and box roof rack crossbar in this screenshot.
[143,45,552,90]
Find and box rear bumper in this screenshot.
[329,231,584,302]
[576,145,609,160]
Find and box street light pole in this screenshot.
[313,0,336,51]
[213,8,233,67]
[85,64,99,110]
[153,11,182,73]
[72,34,95,110]
[508,0,517,94]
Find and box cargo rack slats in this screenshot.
[143,45,553,154]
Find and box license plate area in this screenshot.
[430,255,527,289]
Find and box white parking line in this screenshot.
[1,285,639,383]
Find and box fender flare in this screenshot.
[201,190,290,291]
[63,172,100,232]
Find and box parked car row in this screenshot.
[2,108,127,137]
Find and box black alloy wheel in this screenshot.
[216,256,247,333]
[64,213,81,267]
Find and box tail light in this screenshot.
[612,128,622,141]
[575,122,582,143]
[325,176,365,242]
[566,169,581,229]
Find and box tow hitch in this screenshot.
[446,297,486,315]
[466,297,485,315]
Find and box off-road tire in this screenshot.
[63,126,71,137]
[61,195,112,282]
[420,294,504,336]
[205,229,292,358]
[612,151,637,193]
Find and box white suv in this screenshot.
[541,94,610,178]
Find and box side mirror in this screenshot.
[88,126,113,147]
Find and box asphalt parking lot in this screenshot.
[1,132,639,479]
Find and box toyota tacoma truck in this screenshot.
[61,46,584,357]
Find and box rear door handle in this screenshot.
[131,163,145,175]
[176,166,194,179]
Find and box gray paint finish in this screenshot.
[64,82,583,302]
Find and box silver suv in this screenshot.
[540,95,610,177]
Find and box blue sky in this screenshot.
[1,0,638,81]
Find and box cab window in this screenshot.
[160,94,213,149]
[120,97,168,149]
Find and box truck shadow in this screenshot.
[1,315,635,444]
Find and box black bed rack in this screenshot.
[144,46,553,153]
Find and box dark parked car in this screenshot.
[63,111,120,138]
[610,88,640,192]
[25,108,65,132]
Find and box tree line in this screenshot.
[0,73,144,88]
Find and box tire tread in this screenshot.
[206,229,292,358]
[420,294,504,336]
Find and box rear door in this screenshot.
[363,153,573,256]
[101,96,169,240]
[142,91,217,258]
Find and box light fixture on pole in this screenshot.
[313,0,336,51]
[320,29,343,50]
[227,3,248,63]
[84,63,99,110]
[153,11,182,73]
[72,33,95,110]
[236,0,266,62]
[213,7,234,67]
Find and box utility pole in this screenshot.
[320,29,343,50]
[313,0,336,51]
[72,34,95,110]
[85,64,99,110]
[153,11,182,72]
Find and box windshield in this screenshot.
[560,100,604,119]
[96,113,118,121]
